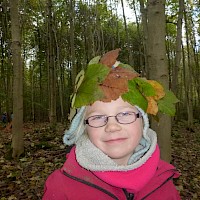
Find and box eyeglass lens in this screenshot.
[85,112,140,128]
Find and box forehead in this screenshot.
[86,97,137,115]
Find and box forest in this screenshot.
[0,0,200,199]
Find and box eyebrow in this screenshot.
[86,106,138,117]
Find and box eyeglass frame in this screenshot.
[84,111,142,128]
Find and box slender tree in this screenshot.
[69,0,77,91]
[47,0,57,124]
[171,0,184,96]
[138,0,149,76]
[120,0,133,65]
[10,0,24,158]
[183,2,194,130]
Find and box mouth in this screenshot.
[105,138,127,144]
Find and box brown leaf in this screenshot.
[99,48,121,68]
[100,66,139,102]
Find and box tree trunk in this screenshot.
[183,3,193,130]
[147,0,171,162]
[10,0,24,158]
[69,0,77,91]
[54,26,64,123]
[139,0,148,76]
[171,0,184,96]
[133,1,144,74]
[31,65,35,122]
[185,3,199,123]
[1,0,13,120]
[47,0,56,124]
[120,0,133,65]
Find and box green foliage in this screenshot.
[122,78,179,116]
[122,79,148,111]
[158,90,180,116]
[134,78,156,97]
[72,63,110,108]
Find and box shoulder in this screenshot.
[42,169,69,200]
[44,147,78,185]
[157,159,180,178]
[45,169,66,183]
[136,159,181,200]
[42,148,98,199]
[42,149,75,200]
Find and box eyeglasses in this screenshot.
[85,111,141,128]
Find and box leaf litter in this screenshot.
[0,121,199,199]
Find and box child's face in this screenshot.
[85,97,143,165]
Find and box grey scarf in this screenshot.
[75,128,157,171]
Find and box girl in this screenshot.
[43,49,181,200]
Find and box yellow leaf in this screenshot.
[146,96,158,115]
[8,195,17,200]
[75,69,85,91]
[59,145,65,149]
[147,80,165,100]
[15,180,21,184]
[19,157,28,162]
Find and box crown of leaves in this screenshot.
[71,49,179,116]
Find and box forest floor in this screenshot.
[0,120,200,200]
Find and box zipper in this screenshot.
[123,189,134,200]
[63,171,119,200]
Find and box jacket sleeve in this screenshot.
[156,160,181,200]
[167,180,181,200]
[141,179,181,200]
[42,170,68,200]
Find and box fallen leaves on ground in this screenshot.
[0,122,68,200]
[171,120,200,199]
[0,121,199,199]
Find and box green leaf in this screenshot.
[119,62,136,72]
[122,79,148,111]
[134,78,156,97]
[73,63,110,108]
[166,90,179,103]
[158,90,179,116]
[73,82,104,108]
[88,56,101,65]
[84,63,109,82]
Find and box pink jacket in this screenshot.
[43,147,181,200]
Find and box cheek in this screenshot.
[86,126,100,143]
[86,126,94,137]
[128,120,143,139]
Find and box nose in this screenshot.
[105,117,122,132]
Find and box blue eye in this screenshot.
[118,112,132,117]
[90,115,106,121]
